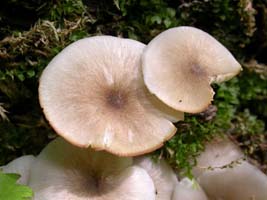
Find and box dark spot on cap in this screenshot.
[106,89,127,109]
[190,64,207,77]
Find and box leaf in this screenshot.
[0,171,33,200]
[113,0,120,10]
[151,16,162,24]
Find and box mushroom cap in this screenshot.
[29,138,156,200]
[39,36,182,156]
[192,137,267,200]
[1,155,35,185]
[192,137,243,177]
[172,178,208,200]
[142,26,242,113]
[134,156,178,200]
[197,161,267,200]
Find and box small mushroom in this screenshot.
[172,178,208,200]
[29,138,156,200]
[192,137,243,177]
[1,155,35,185]
[198,161,267,200]
[39,36,183,156]
[134,156,178,199]
[142,26,242,113]
[193,137,267,200]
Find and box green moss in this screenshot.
[177,0,256,58]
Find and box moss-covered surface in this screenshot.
[0,0,266,176]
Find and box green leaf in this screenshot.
[113,0,120,10]
[151,16,162,24]
[26,70,35,78]
[0,171,33,200]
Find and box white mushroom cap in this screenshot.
[134,156,178,200]
[172,178,208,200]
[197,161,267,200]
[193,138,267,200]
[1,155,35,185]
[192,137,243,177]
[29,138,156,200]
[142,26,242,113]
[39,36,183,156]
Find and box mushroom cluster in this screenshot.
[38,27,241,157]
[6,26,267,199]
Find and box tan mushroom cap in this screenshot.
[1,155,35,185]
[142,26,242,113]
[39,36,183,156]
[172,178,208,200]
[29,138,156,200]
[134,156,178,200]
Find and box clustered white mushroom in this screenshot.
[3,26,267,199]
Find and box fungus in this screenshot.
[142,26,242,113]
[172,178,208,200]
[1,155,35,185]
[39,36,183,156]
[29,138,156,200]
[192,137,243,177]
[193,137,267,200]
[134,156,178,199]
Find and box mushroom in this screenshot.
[29,137,156,200]
[1,155,35,185]
[193,137,267,200]
[142,26,242,113]
[192,137,243,177]
[134,156,178,199]
[172,178,208,200]
[39,36,183,156]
